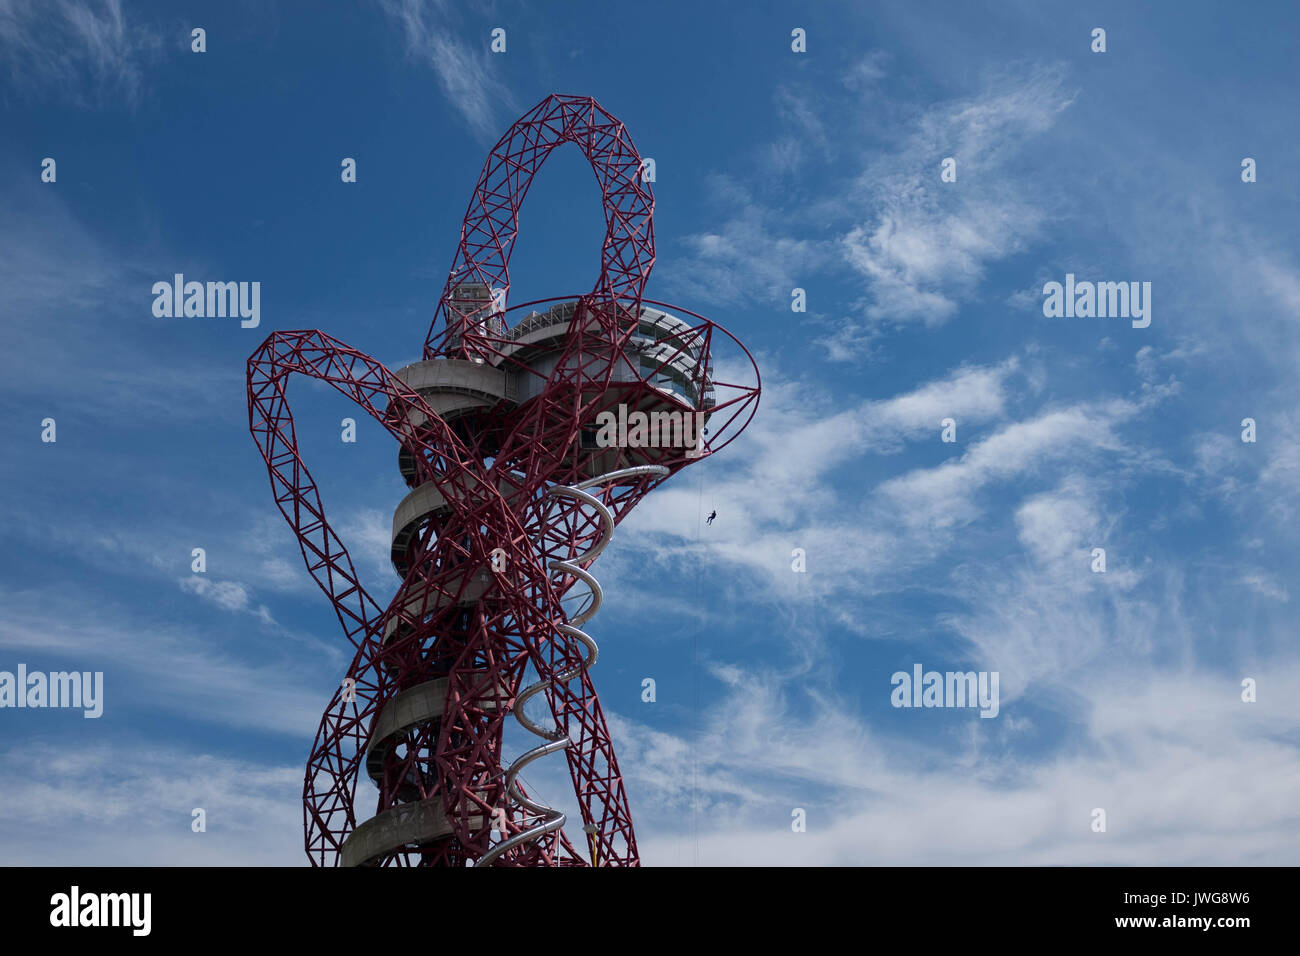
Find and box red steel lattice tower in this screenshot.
[247,94,760,866]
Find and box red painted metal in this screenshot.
[247,94,760,866]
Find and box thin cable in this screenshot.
[692,461,705,867]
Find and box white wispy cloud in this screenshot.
[1013,476,1106,566]
[0,172,243,426]
[664,62,1075,345]
[610,357,1024,616]
[178,576,277,627]
[0,0,162,108]
[662,175,828,309]
[843,65,1075,327]
[612,586,1300,865]
[877,400,1132,530]
[0,741,302,864]
[0,584,339,736]
[378,0,517,142]
[841,50,890,92]
[759,85,836,176]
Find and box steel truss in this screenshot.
[247,94,760,866]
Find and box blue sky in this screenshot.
[2,0,1299,865]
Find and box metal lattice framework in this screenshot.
[247,94,760,866]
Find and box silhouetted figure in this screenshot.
[706,510,717,525]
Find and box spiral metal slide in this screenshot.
[476,465,670,867]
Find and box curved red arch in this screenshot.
[427,93,656,357]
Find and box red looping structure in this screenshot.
[248,94,760,866]
[427,94,655,359]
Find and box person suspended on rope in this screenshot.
[706,510,717,525]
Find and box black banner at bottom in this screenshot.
[0,865,1282,942]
